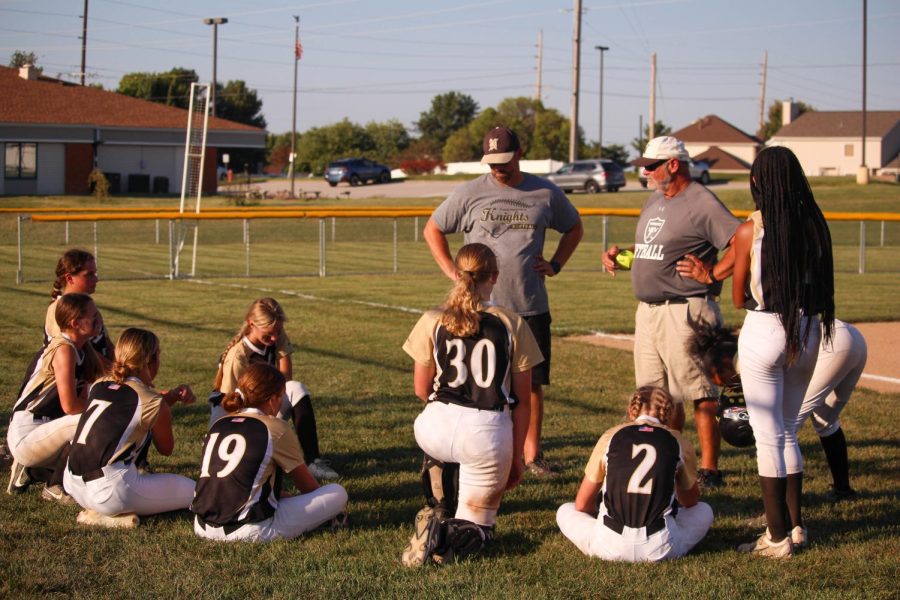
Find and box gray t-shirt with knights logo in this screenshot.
[631,182,739,304]
[431,173,580,316]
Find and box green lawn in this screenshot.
[0,183,898,598]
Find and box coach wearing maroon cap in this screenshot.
[601,136,740,489]
[424,126,583,477]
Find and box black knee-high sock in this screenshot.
[291,395,320,464]
[820,427,851,491]
[785,472,803,530]
[759,476,788,541]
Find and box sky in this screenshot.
[3,0,899,154]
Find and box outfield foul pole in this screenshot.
[175,82,211,278]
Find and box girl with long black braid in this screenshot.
[732,146,834,558]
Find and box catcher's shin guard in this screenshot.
[421,454,459,518]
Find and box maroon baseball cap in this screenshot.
[481,127,520,164]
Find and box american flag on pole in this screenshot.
[295,37,303,60]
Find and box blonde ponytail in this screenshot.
[439,243,497,338]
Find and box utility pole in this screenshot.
[858,0,869,184]
[595,45,609,158]
[203,17,228,117]
[79,0,89,85]
[535,30,543,101]
[569,0,583,162]
[758,50,768,134]
[290,16,300,198]
[649,52,657,139]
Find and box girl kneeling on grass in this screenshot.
[8,294,104,499]
[400,243,543,566]
[191,363,348,543]
[210,297,338,480]
[556,386,714,562]
[64,328,196,523]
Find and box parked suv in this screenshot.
[325,158,391,187]
[545,159,626,193]
[638,159,710,188]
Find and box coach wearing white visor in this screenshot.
[601,136,740,489]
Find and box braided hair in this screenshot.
[51,249,95,299]
[627,386,674,426]
[686,317,737,377]
[439,243,498,338]
[750,146,834,363]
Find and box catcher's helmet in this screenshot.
[717,377,755,448]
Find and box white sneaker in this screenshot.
[790,525,808,549]
[6,459,32,495]
[42,484,77,505]
[401,506,441,567]
[308,458,339,480]
[737,530,793,558]
[76,509,140,529]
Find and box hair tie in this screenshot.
[234,388,245,401]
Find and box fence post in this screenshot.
[881,220,885,247]
[319,218,326,277]
[393,219,398,273]
[65,221,69,244]
[602,215,608,251]
[155,219,160,245]
[168,220,175,279]
[93,221,98,263]
[16,215,24,284]
[414,216,419,242]
[331,217,336,243]
[244,219,251,277]
[858,220,866,275]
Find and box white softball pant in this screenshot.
[7,410,80,468]
[797,321,867,438]
[193,483,348,543]
[64,461,195,517]
[555,502,713,562]
[209,380,310,427]
[738,311,820,478]
[413,401,513,527]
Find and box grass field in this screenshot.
[0,183,898,599]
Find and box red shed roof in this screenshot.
[0,66,262,132]
[673,114,760,145]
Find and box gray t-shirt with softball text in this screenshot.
[631,182,739,304]
[431,173,580,316]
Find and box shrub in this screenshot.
[398,158,445,175]
[87,168,110,199]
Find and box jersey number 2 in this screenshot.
[626,443,657,495]
[200,433,247,479]
[444,338,496,388]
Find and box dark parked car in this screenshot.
[324,158,391,187]
[638,159,710,188]
[545,159,626,193]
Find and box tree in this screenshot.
[584,142,631,167]
[216,80,266,128]
[757,99,814,141]
[9,50,39,68]
[294,119,374,174]
[630,121,672,155]
[416,92,479,152]
[117,67,198,109]
[364,119,411,166]
[442,97,582,162]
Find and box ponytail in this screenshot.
[439,243,497,338]
[221,363,285,414]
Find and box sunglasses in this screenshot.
[643,159,669,172]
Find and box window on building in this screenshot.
[5,143,37,179]
[844,144,854,157]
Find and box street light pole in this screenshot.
[595,45,609,158]
[203,17,228,117]
[290,16,300,199]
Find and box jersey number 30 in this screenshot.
[200,433,247,479]
[444,338,497,388]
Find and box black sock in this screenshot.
[785,472,803,530]
[759,476,788,541]
[820,427,851,491]
[292,395,320,464]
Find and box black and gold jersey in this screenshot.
[67,377,162,476]
[585,417,698,529]
[403,304,543,411]
[191,410,304,527]
[45,299,113,360]
[14,335,87,419]
[218,334,293,394]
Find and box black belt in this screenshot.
[78,459,132,483]
[603,514,666,537]
[646,294,713,307]
[431,398,506,412]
